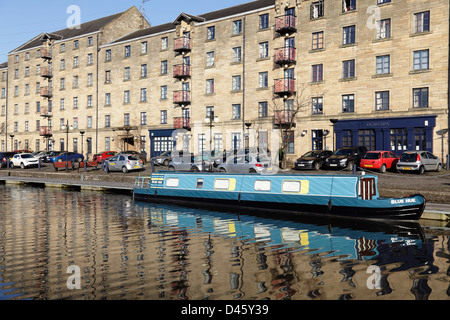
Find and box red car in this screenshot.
[360,151,399,173]
[93,151,117,162]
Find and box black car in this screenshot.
[324,146,367,170]
[0,152,16,168]
[294,150,333,170]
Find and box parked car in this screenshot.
[396,151,442,174]
[14,150,33,154]
[294,150,333,170]
[44,151,64,162]
[0,152,16,168]
[10,153,39,169]
[105,154,144,173]
[360,151,399,173]
[49,152,84,163]
[150,150,173,166]
[236,147,271,157]
[217,155,272,174]
[93,151,117,162]
[324,146,367,170]
[168,153,204,172]
[117,150,146,163]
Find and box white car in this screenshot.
[11,153,39,169]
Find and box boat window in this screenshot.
[254,180,271,191]
[166,178,179,187]
[282,180,301,193]
[214,179,230,190]
[196,178,204,188]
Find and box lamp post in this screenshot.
[62,120,73,172]
[204,113,219,171]
[9,134,14,152]
[244,122,252,149]
[80,131,85,160]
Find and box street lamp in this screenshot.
[204,113,219,171]
[80,131,85,160]
[9,134,14,152]
[61,120,73,172]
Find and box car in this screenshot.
[324,146,367,170]
[105,154,144,173]
[93,151,117,162]
[396,151,442,174]
[0,152,17,168]
[44,151,64,162]
[33,151,52,161]
[117,150,146,163]
[150,150,173,166]
[360,151,399,173]
[217,154,272,174]
[10,153,39,169]
[168,152,204,172]
[14,150,33,154]
[236,147,271,157]
[294,150,333,170]
[49,152,84,163]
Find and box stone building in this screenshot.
[1,0,449,163]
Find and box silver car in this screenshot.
[396,151,442,174]
[168,153,204,172]
[151,150,172,166]
[217,155,272,174]
[105,154,144,173]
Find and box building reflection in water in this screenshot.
[0,185,449,300]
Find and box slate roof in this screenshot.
[112,0,275,44]
[0,62,7,69]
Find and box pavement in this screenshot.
[0,162,449,219]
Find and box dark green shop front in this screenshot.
[334,115,437,155]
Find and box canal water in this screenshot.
[0,184,448,300]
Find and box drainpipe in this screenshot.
[4,68,7,151]
[96,33,100,154]
[242,16,246,136]
[447,3,450,169]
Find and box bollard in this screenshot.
[447,154,450,171]
[38,158,41,170]
[84,160,87,172]
[353,163,356,174]
[7,158,10,169]
[105,162,109,174]
[151,159,155,173]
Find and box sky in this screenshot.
[0,0,252,61]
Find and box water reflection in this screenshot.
[0,184,448,300]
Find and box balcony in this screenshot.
[40,126,53,137]
[40,86,52,98]
[173,90,191,106]
[174,37,191,54]
[275,14,297,35]
[173,117,191,129]
[41,48,52,60]
[274,110,296,126]
[173,64,191,80]
[274,47,296,66]
[274,78,296,96]
[40,67,52,78]
[40,106,53,117]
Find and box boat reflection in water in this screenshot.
[136,201,432,300]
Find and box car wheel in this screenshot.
[20,163,25,169]
[346,161,354,171]
[77,157,83,162]
[436,164,442,172]
[168,166,175,171]
[190,166,200,172]
[163,159,169,166]
[57,158,63,162]
[379,164,386,173]
[249,168,257,173]
[122,166,128,173]
[219,168,227,173]
[418,166,425,175]
[313,162,321,171]
[10,163,14,169]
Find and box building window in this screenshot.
[413,87,428,108]
[377,0,391,4]
[342,59,355,79]
[284,131,295,154]
[73,97,78,109]
[88,36,93,46]
[141,64,147,78]
[312,130,324,150]
[87,116,92,129]
[232,47,242,63]
[342,94,354,113]
[312,97,323,114]
[214,133,223,152]
[359,130,376,151]
[105,93,111,106]
[206,79,214,94]
[376,19,391,39]
[232,104,241,120]
[140,112,147,125]
[105,49,111,61]
[105,137,110,151]
[141,41,148,54]
[87,73,93,86]
[206,106,214,118]
[60,78,65,90]
[312,64,323,82]
[375,91,389,111]
[87,95,92,108]
[124,67,131,80]
[343,25,356,45]
[232,75,241,91]
[161,37,168,50]
[124,90,130,104]
[258,102,268,118]
[343,0,356,12]
[312,31,324,50]
[376,55,390,74]
[60,98,65,110]
[233,20,242,35]
[207,26,215,40]
[206,51,215,67]
[311,0,324,19]
[259,72,268,88]
[105,115,111,128]
[73,75,79,88]
[161,60,168,75]
[125,45,131,58]
[60,44,66,53]
[342,130,353,147]
[140,88,147,102]
[105,70,111,83]
[73,117,78,129]
[87,53,93,65]
[73,56,79,68]
[413,49,429,70]
[414,11,430,33]
[74,40,79,49]
[390,128,407,153]
[259,42,269,59]
[124,113,130,126]
[160,110,167,124]
[259,13,269,29]
[161,86,167,100]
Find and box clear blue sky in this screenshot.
[0,0,251,61]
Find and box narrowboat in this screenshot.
[133,172,426,221]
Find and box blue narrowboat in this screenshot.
[133,172,426,221]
